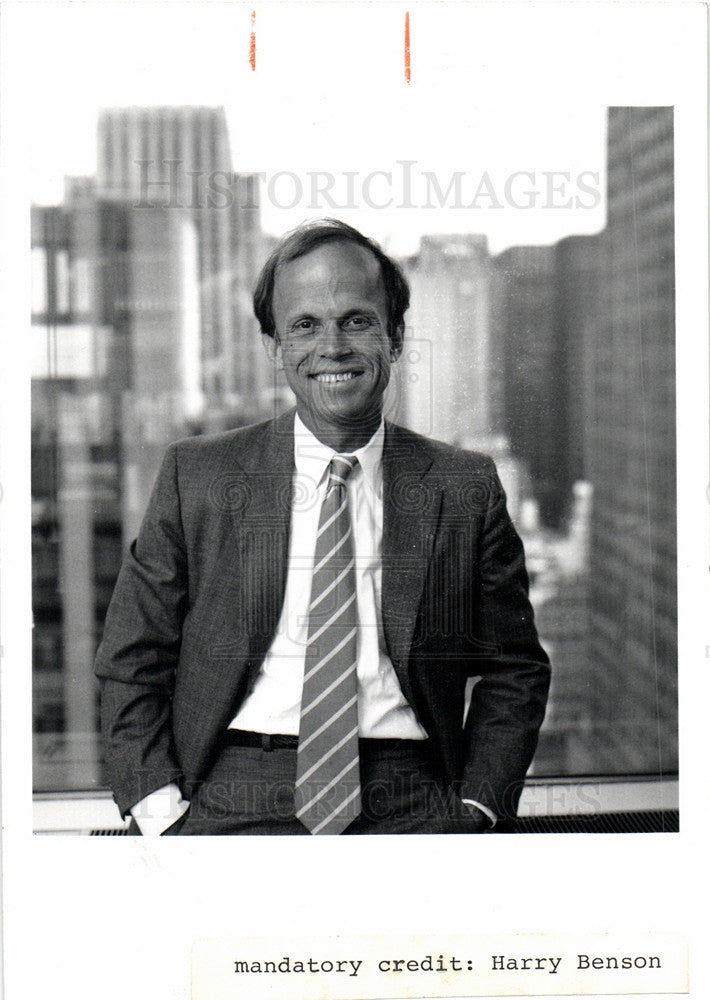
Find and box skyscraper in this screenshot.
[402,234,526,519]
[488,110,676,776]
[493,244,565,528]
[554,233,604,501]
[583,107,677,772]
[32,106,269,792]
[96,106,268,418]
[32,177,203,789]
[403,234,502,449]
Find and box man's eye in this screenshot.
[343,316,371,331]
[293,319,316,333]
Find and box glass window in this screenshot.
[55,249,71,314]
[32,106,677,796]
[31,246,47,316]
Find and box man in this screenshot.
[95,218,550,836]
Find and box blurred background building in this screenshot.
[402,234,525,521]
[493,107,676,774]
[96,106,270,422]
[32,106,677,792]
[583,107,676,772]
[493,244,563,528]
[32,107,274,789]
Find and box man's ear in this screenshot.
[390,324,405,362]
[262,333,283,369]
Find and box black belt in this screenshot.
[221,729,430,753]
[222,729,298,750]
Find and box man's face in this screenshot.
[266,241,401,447]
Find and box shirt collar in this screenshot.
[293,413,384,491]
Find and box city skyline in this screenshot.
[31,124,608,258]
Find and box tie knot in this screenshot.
[328,454,358,489]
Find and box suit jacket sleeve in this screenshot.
[459,459,551,821]
[94,443,188,817]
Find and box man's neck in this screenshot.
[297,411,383,453]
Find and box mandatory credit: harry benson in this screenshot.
[231,950,664,977]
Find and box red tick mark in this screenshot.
[250,10,256,71]
[404,11,410,84]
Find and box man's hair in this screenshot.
[253,218,410,353]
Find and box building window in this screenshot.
[31,107,677,815]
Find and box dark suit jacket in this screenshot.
[95,409,550,823]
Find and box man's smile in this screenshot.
[310,371,363,384]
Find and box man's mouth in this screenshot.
[310,372,361,384]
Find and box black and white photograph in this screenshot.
[30,107,676,836]
[0,1,707,998]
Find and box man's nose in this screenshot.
[316,319,351,353]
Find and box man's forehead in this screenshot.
[274,242,385,305]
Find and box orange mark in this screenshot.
[404,11,410,84]
[249,10,256,71]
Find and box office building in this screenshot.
[32,177,203,789]
[554,233,604,503]
[96,106,269,418]
[492,244,565,528]
[582,106,677,772]
[402,235,527,517]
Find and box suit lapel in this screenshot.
[382,423,442,693]
[187,411,295,777]
[229,409,294,671]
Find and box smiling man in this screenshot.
[265,238,395,452]
[95,218,550,836]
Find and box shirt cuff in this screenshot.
[461,798,497,828]
[130,783,191,836]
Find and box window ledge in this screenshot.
[32,776,679,835]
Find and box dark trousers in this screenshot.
[162,739,481,836]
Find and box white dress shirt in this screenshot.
[230,415,428,738]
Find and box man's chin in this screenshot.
[322,398,382,422]
[302,400,384,441]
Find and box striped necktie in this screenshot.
[295,454,361,835]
